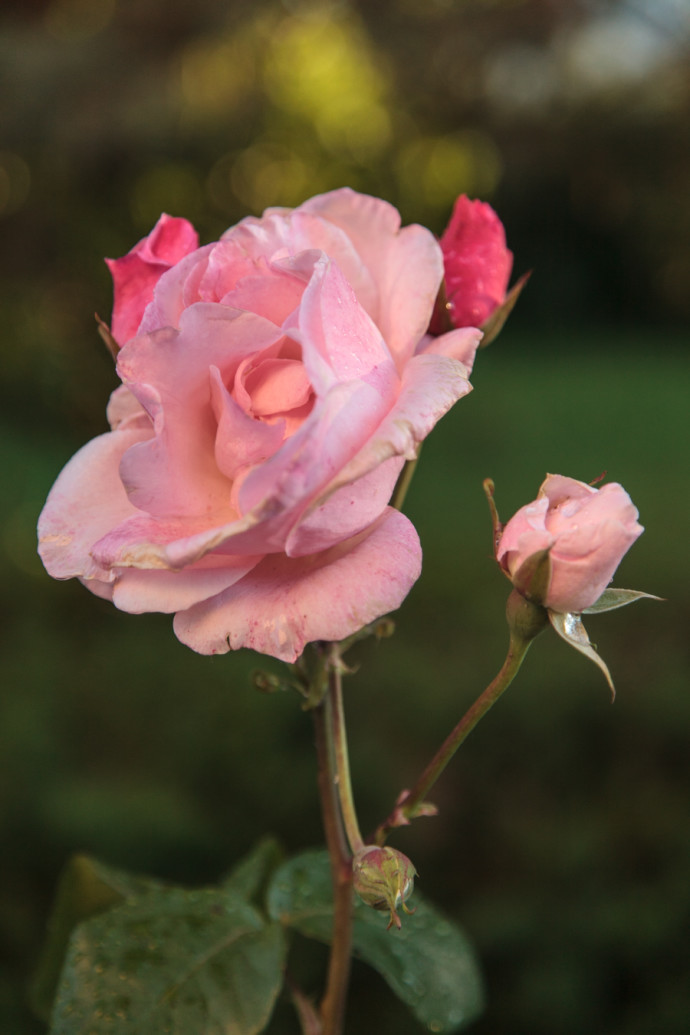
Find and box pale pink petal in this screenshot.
[111,554,263,613]
[173,507,421,661]
[117,305,284,518]
[317,350,475,498]
[224,207,378,320]
[285,455,404,557]
[285,256,396,397]
[418,326,483,374]
[106,385,150,432]
[38,427,150,583]
[496,498,551,574]
[138,244,215,334]
[221,267,306,325]
[299,188,445,365]
[210,367,286,481]
[237,380,389,522]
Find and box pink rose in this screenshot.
[497,474,644,613]
[437,195,513,329]
[39,188,481,661]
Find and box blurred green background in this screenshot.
[1,0,688,1032]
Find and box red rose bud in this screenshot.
[434,195,513,333]
[352,845,417,930]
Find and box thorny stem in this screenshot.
[375,629,533,844]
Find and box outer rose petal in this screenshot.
[38,426,151,584]
[111,555,263,614]
[300,188,445,367]
[106,214,199,344]
[173,507,421,661]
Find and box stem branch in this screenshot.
[376,628,533,843]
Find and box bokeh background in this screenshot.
[1,0,689,1032]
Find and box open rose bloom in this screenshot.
[497,474,644,613]
[38,189,482,661]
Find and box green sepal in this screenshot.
[49,886,286,1035]
[512,548,552,605]
[478,271,531,348]
[267,849,484,1032]
[30,854,165,1022]
[582,588,663,614]
[549,610,615,697]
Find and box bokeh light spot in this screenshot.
[396,130,502,214]
[263,9,393,159]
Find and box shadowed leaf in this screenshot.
[50,886,285,1035]
[267,849,484,1032]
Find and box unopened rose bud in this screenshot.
[497,474,643,614]
[432,195,513,334]
[352,846,417,930]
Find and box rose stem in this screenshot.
[313,652,357,1035]
[326,644,365,855]
[374,628,533,845]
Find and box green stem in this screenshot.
[313,656,355,1035]
[376,624,535,843]
[327,646,365,854]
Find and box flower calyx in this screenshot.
[352,845,417,931]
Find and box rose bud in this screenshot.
[496,474,644,614]
[105,214,199,346]
[432,195,513,334]
[352,845,416,930]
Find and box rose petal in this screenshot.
[173,507,421,661]
[286,455,405,557]
[117,304,284,518]
[38,426,151,583]
[300,188,445,366]
[111,554,263,614]
[317,347,477,498]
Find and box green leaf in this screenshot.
[222,836,284,906]
[50,886,286,1035]
[582,587,662,614]
[548,610,615,696]
[31,854,165,1021]
[267,849,484,1032]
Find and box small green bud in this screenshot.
[352,846,417,930]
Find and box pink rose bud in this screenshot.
[105,214,199,345]
[437,195,513,330]
[352,845,416,930]
[496,474,644,613]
